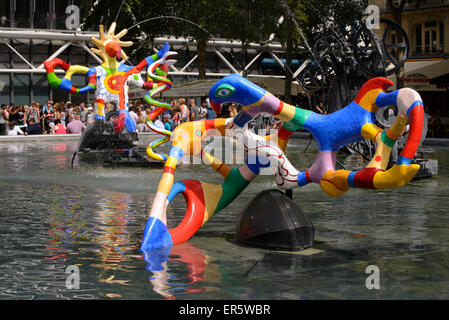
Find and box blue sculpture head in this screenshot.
[157,42,170,59]
[208,74,267,114]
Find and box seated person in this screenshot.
[66,114,86,134]
[7,121,26,136]
[26,118,43,135]
[52,119,67,134]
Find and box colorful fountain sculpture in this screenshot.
[141,74,425,251]
[44,22,176,151]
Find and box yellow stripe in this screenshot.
[361,123,382,141]
[359,89,382,113]
[157,173,174,195]
[96,102,105,117]
[165,156,178,169]
[242,94,265,110]
[203,152,231,178]
[277,102,296,123]
[200,182,223,226]
[389,114,408,137]
[373,164,420,189]
[64,65,89,79]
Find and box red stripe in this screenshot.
[163,166,175,175]
[149,107,166,121]
[88,74,97,86]
[135,60,148,72]
[401,105,424,159]
[278,125,294,140]
[354,77,393,104]
[169,180,205,245]
[354,168,383,189]
[273,101,284,116]
[204,119,215,133]
[305,169,312,182]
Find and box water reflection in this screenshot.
[142,242,221,299]
[0,140,449,299]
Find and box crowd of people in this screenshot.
[0,96,240,137]
[0,100,95,136]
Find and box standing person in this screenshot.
[206,102,217,120]
[7,105,20,124]
[18,105,25,125]
[140,104,147,120]
[66,101,74,116]
[189,99,201,121]
[136,116,148,133]
[315,102,327,114]
[228,103,238,118]
[80,103,88,124]
[205,96,217,120]
[42,100,54,134]
[199,100,207,119]
[53,102,63,121]
[163,114,173,131]
[154,115,164,129]
[66,114,87,134]
[86,106,95,126]
[52,119,67,134]
[25,102,40,125]
[0,104,9,135]
[179,98,189,123]
[129,106,139,125]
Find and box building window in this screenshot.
[415,24,422,53]
[13,74,30,105]
[414,21,444,54]
[32,75,49,105]
[0,74,10,105]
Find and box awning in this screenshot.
[426,59,449,89]
[412,58,449,79]
[128,77,304,100]
[387,59,446,91]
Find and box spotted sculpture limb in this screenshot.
[141,74,424,250]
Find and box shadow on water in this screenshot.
[0,140,449,299]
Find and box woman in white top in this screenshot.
[7,122,26,136]
[179,98,189,123]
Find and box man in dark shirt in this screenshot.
[26,118,43,135]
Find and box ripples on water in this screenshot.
[0,140,448,299]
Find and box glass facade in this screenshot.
[13,74,30,105]
[0,75,10,105]
[0,0,95,106]
[0,0,83,30]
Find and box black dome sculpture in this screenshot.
[235,189,315,251]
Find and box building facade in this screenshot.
[371,0,449,121]
[0,0,297,107]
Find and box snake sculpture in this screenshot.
[141,74,424,251]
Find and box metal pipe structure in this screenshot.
[0,27,300,105]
